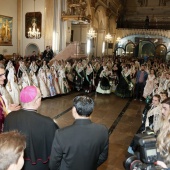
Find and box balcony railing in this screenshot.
[117,21,170,30]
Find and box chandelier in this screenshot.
[116,37,121,42]
[105,33,112,42]
[27,0,41,39]
[87,27,97,39]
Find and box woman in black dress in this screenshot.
[115,64,133,98]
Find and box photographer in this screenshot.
[144,94,162,134]
[126,98,170,169]
[128,95,162,154]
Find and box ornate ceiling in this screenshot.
[63,0,170,24]
[124,0,170,21]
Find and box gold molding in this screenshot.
[61,14,91,23]
[17,0,21,54]
[61,0,91,23]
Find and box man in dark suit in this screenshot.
[49,96,109,170]
[42,46,53,63]
[30,51,38,62]
[134,64,148,101]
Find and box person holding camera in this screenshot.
[127,97,170,167]
[144,94,162,134]
[128,95,162,154]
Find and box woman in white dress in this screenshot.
[52,60,62,73]
[6,67,20,104]
[29,61,38,75]
[38,68,50,98]
[17,61,27,80]
[58,65,70,94]
[29,70,39,87]
[0,85,13,112]
[65,62,74,89]
[46,68,56,96]
[50,66,61,94]
[158,71,166,94]
[20,71,31,89]
[41,60,49,71]
[6,60,14,75]
[143,69,156,98]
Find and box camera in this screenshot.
[124,132,165,170]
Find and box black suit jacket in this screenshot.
[4,109,59,170]
[49,119,109,170]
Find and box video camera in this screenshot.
[124,132,165,170]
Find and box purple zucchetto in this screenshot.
[20,86,37,103]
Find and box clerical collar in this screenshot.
[22,108,37,112]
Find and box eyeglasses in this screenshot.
[0,73,5,77]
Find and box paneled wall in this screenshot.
[0,0,17,55]
[21,0,45,56]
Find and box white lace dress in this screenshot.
[38,69,50,98]
[6,68,20,104]
[143,74,155,98]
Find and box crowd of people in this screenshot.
[1,51,170,109]
[0,48,109,170]
[2,51,170,169]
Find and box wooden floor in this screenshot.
[38,92,145,170]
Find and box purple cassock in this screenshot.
[0,95,6,133]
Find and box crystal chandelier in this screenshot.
[105,33,112,42]
[87,27,97,39]
[27,0,41,39]
[116,37,121,42]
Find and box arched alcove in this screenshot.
[115,47,125,56]
[25,43,40,56]
[125,42,135,57]
[136,40,155,57]
[155,44,167,59]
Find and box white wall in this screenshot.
[21,0,45,56]
[0,0,17,55]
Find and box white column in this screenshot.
[53,0,68,54]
